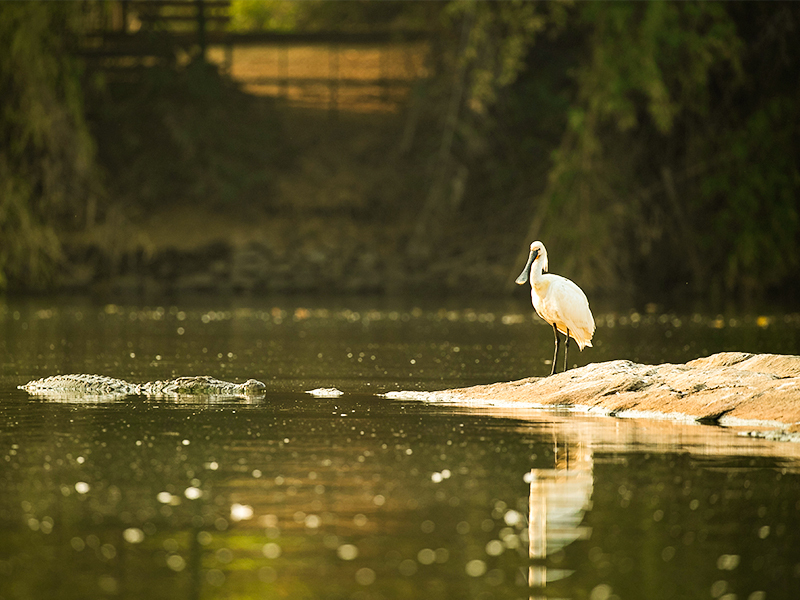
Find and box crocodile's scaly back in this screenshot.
[141,376,267,397]
[20,374,266,399]
[21,374,139,396]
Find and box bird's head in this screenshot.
[530,241,549,272]
[515,241,549,285]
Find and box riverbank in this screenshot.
[385,352,800,441]
[56,87,517,296]
[57,205,511,296]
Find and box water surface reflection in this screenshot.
[2,394,799,600]
[1,297,799,599]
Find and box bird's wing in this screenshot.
[546,277,595,348]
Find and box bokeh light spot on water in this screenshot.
[262,543,281,559]
[355,567,376,585]
[337,544,359,561]
[123,528,144,544]
[465,559,487,577]
[70,537,85,552]
[398,559,417,576]
[501,530,520,549]
[502,509,523,527]
[197,531,213,546]
[215,548,233,564]
[166,554,186,572]
[184,486,202,500]
[717,554,741,570]
[710,580,728,598]
[97,576,118,595]
[230,503,254,521]
[485,540,504,557]
[305,514,321,528]
[100,544,116,560]
[417,548,435,565]
[589,583,615,600]
[74,482,90,494]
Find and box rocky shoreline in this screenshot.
[385,352,800,441]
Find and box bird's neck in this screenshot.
[530,260,546,283]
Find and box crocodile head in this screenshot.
[243,379,267,396]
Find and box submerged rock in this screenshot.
[386,352,800,437]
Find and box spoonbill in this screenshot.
[515,241,595,375]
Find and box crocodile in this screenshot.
[20,374,266,399]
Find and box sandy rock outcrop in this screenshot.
[387,352,800,436]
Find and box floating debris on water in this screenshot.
[306,388,345,398]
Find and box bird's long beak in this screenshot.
[515,249,537,285]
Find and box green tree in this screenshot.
[407,0,548,258]
[533,2,743,295]
[0,2,100,289]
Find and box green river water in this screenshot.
[1,295,799,600]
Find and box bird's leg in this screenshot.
[564,329,571,373]
[550,323,560,376]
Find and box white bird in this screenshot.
[515,241,595,375]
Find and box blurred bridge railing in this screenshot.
[76,1,431,113]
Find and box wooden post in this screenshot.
[329,44,339,116]
[279,46,289,99]
[119,0,129,32]
[379,46,389,105]
[196,0,206,62]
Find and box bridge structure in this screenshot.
[76,0,431,113]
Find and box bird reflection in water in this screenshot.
[527,436,593,599]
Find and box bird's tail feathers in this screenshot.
[571,336,592,350]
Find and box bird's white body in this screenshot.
[530,272,594,350]
[516,241,595,372]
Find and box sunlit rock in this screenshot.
[387,353,800,439]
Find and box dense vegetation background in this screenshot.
[1,1,798,307]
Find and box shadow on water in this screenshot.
[1,295,800,599]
